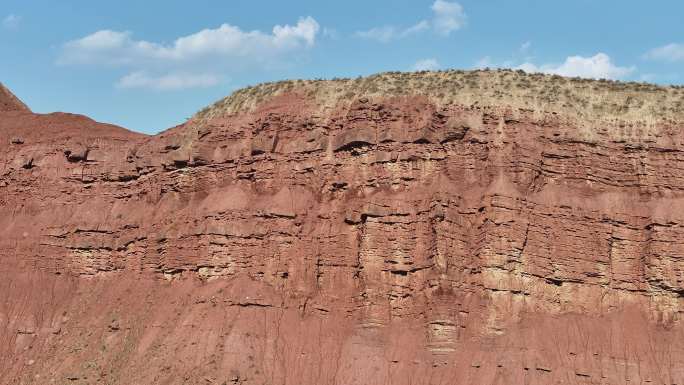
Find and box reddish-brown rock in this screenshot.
[0,83,30,113]
[2,70,684,384]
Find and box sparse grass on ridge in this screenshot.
[194,69,684,131]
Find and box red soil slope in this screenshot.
[1,82,30,112]
[1,72,684,385]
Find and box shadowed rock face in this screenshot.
[2,70,684,384]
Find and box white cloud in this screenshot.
[2,14,21,29]
[639,73,657,82]
[355,1,464,42]
[431,0,466,35]
[476,41,531,70]
[412,58,440,71]
[475,56,515,70]
[59,17,320,66]
[404,20,431,36]
[475,56,494,68]
[355,26,400,43]
[116,72,221,91]
[637,72,681,84]
[355,21,428,43]
[58,17,319,90]
[322,27,340,40]
[644,43,684,62]
[520,41,532,54]
[517,53,634,79]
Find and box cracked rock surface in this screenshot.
[2,71,684,384]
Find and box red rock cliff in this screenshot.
[2,70,684,384]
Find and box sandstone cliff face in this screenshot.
[2,70,684,384]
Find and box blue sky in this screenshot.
[2,0,683,134]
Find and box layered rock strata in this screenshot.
[2,70,684,384]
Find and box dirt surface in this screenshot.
[2,72,684,384]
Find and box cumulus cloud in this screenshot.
[517,53,634,79]
[322,27,340,40]
[519,41,532,54]
[644,43,684,62]
[58,17,319,90]
[475,41,531,70]
[2,14,21,29]
[412,58,440,71]
[475,56,515,70]
[355,26,401,43]
[59,17,320,66]
[638,72,681,84]
[431,0,466,35]
[116,72,220,91]
[404,20,432,36]
[356,1,464,42]
[355,21,428,43]
[475,56,494,68]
